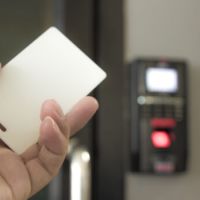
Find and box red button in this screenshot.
[151,131,171,148]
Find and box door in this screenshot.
[0,0,124,199]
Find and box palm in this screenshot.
[0,145,32,199]
[0,97,98,200]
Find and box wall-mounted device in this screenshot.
[130,58,188,174]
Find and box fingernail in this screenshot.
[43,116,52,128]
[43,116,58,132]
[92,98,99,109]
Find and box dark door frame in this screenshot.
[64,0,124,199]
[93,0,124,200]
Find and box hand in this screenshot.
[0,96,98,200]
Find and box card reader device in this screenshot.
[130,58,188,174]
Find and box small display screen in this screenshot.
[146,67,178,93]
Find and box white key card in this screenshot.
[0,27,106,154]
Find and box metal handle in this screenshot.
[69,141,91,200]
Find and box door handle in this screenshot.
[69,140,91,200]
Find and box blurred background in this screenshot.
[0,0,200,200]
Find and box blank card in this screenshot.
[0,27,106,154]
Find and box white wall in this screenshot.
[125,0,200,199]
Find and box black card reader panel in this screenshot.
[129,58,188,174]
